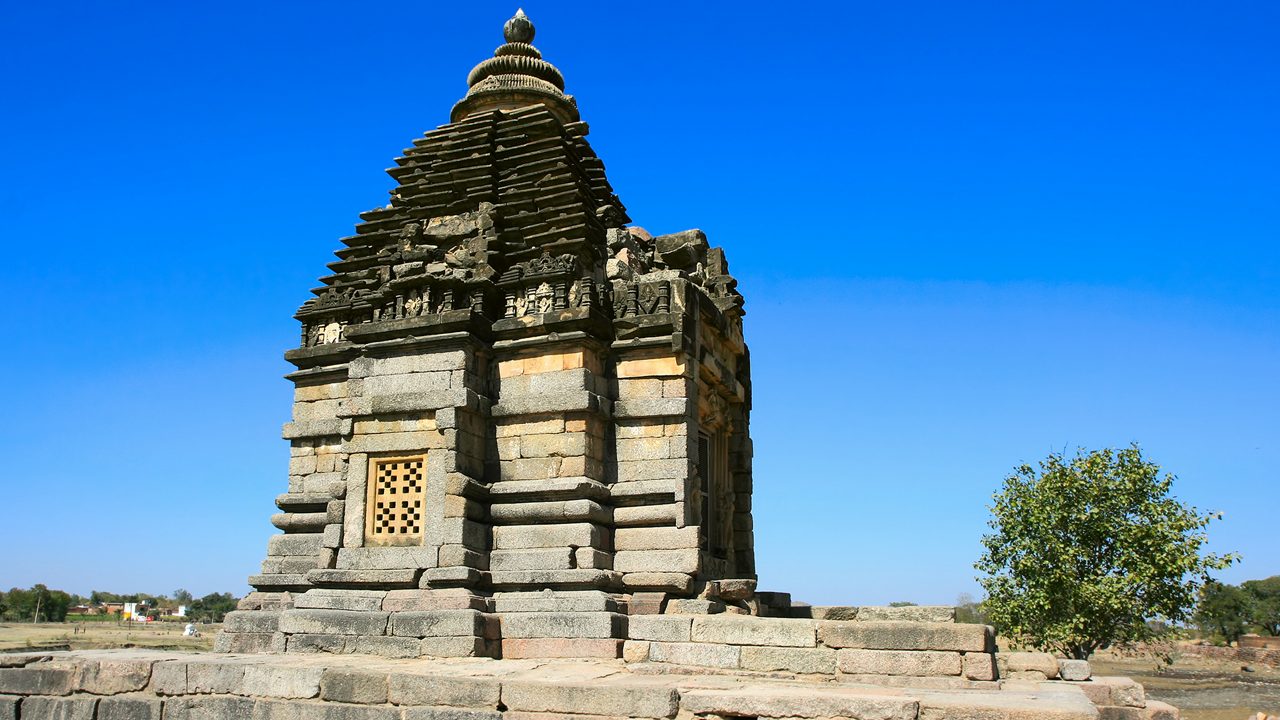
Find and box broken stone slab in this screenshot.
[998,651,1061,680]
[856,606,957,623]
[690,616,817,648]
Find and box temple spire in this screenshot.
[451,9,579,124]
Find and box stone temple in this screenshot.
[226,8,758,658]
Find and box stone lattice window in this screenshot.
[364,456,426,546]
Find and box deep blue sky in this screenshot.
[2,1,1276,605]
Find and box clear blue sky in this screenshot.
[2,1,1276,605]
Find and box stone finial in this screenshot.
[504,8,535,44]
[451,9,579,124]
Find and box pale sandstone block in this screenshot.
[1099,707,1147,720]
[1093,676,1145,707]
[739,646,838,674]
[390,610,486,638]
[222,611,282,633]
[493,590,616,613]
[837,649,963,676]
[278,609,389,636]
[614,526,699,551]
[500,612,625,639]
[519,432,587,458]
[963,652,997,680]
[350,636,423,659]
[620,572,694,593]
[616,356,685,378]
[495,417,564,437]
[489,548,574,571]
[387,673,501,707]
[614,549,699,573]
[679,687,917,720]
[662,379,687,398]
[999,651,1061,679]
[691,616,817,647]
[185,660,245,694]
[1059,658,1092,681]
[491,523,606,550]
[74,657,153,694]
[618,378,662,399]
[916,688,1099,720]
[856,605,956,623]
[501,681,678,717]
[622,640,651,663]
[819,620,993,652]
[648,641,740,668]
[501,638,623,659]
[1144,700,1180,719]
[615,437,672,461]
[628,614,693,642]
[616,421,665,439]
[240,664,324,698]
[320,669,390,704]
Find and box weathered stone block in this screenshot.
[819,621,993,652]
[267,533,323,557]
[491,523,607,551]
[500,611,625,639]
[648,641,740,668]
[666,599,725,615]
[214,631,276,653]
[917,688,1099,719]
[690,616,816,647]
[0,696,15,720]
[147,662,186,696]
[962,652,997,681]
[387,673,501,708]
[489,548,574,571]
[1144,700,1180,720]
[493,590,616,613]
[627,614,692,642]
[285,633,348,654]
[739,646,838,674]
[501,681,679,718]
[0,666,74,695]
[390,610,486,638]
[222,611,282,633]
[96,696,162,720]
[615,458,688,482]
[401,708,502,720]
[999,651,1061,680]
[621,572,694,593]
[294,590,388,612]
[240,664,324,698]
[157,695,255,720]
[278,609,389,636]
[320,669,390,704]
[1059,658,1092,681]
[349,635,423,659]
[837,649,963,676]
[17,696,96,719]
[74,657,153,694]
[1093,676,1146,707]
[501,638,623,659]
[419,637,490,657]
[383,590,488,612]
[186,660,245,694]
[856,605,956,623]
[679,686,917,720]
[614,549,699,573]
[613,526,699,551]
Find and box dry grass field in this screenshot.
[0,621,217,652]
[1092,650,1280,720]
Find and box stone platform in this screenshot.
[0,648,1180,719]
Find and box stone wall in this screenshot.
[0,648,1179,719]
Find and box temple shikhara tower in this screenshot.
[224,9,758,658]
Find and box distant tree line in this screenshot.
[1194,576,1280,644]
[0,586,240,623]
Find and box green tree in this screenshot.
[954,593,990,626]
[1194,581,1252,644]
[1242,576,1280,636]
[173,589,193,605]
[977,445,1235,659]
[188,592,240,623]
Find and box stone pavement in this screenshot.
[0,648,1179,719]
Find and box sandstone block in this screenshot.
[857,605,956,623]
[963,652,997,681]
[1093,676,1146,707]
[1099,708,1146,720]
[837,649,963,676]
[500,612,625,639]
[739,646,838,674]
[278,609,389,636]
[623,639,651,663]
[17,696,96,719]
[999,651,1061,680]
[213,631,276,653]
[1059,658,1092,681]
[917,688,1099,719]
[222,611,282,633]
[419,637,490,657]
[321,669,390,704]
[286,633,348,654]
[616,458,688,482]
[383,589,488,612]
[648,641,740,668]
[150,695,254,720]
[613,526,699,551]
[501,638,623,659]
[616,356,685,379]
[489,548,574,571]
[691,616,816,647]
[628,614,692,642]
[186,660,245,694]
[0,666,74,695]
[390,610,486,638]
[0,696,15,720]
[96,696,162,720]
[74,657,153,694]
[295,590,387,612]
[241,664,324,698]
[491,523,607,550]
[502,681,678,718]
[1145,700,1180,720]
[666,599,725,615]
[622,572,694,593]
[493,590,616,613]
[614,549,699,573]
[401,708,502,720]
[349,635,423,659]
[267,533,323,557]
[387,673,500,708]
[148,662,187,696]
[819,621,993,652]
[679,686,917,720]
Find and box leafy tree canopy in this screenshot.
[1242,576,1280,637]
[977,444,1236,659]
[1195,580,1252,643]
